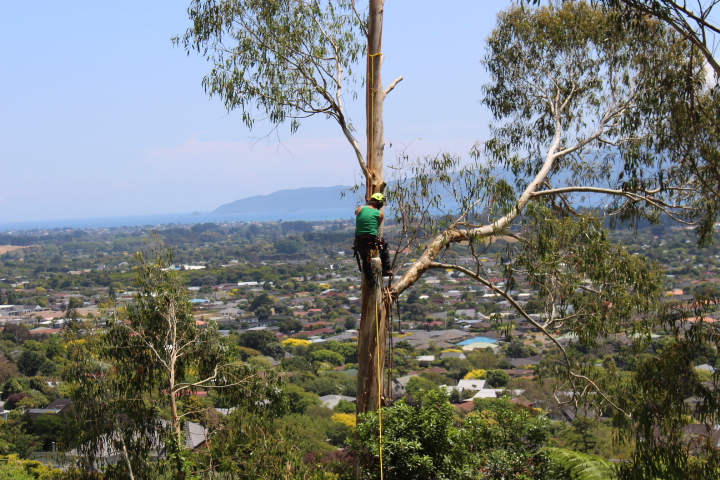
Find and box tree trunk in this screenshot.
[118,425,136,480]
[356,279,389,413]
[168,357,186,480]
[357,0,386,416]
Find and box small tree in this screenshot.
[16,350,46,377]
[605,0,720,76]
[464,369,487,380]
[485,370,510,389]
[65,239,281,479]
[505,339,530,359]
[354,390,467,480]
[278,319,302,334]
[404,376,438,398]
[238,329,283,357]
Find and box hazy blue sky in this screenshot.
[0,1,512,223]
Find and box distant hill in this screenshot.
[213,186,359,214]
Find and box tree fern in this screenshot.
[546,447,616,480]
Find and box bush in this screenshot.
[354,390,468,480]
[334,399,356,414]
[310,349,345,366]
[464,369,487,380]
[282,383,320,414]
[485,369,510,388]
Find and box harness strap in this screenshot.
[352,245,363,273]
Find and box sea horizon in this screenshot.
[0,208,353,233]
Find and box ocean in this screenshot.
[0,208,353,232]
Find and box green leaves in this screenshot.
[482,0,706,233]
[546,448,615,480]
[611,317,720,480]
[515,207,663,346]
[388,151,497,243]
[63,238,281,479]
[354,390,467,480]
[354,393,560,480]
[178,0,366,133]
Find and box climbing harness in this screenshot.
[352,235,391,285]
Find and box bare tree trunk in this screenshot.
[357,0,386,416]
[365,0,385,201]
[356,280,388,413]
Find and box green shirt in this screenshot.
[355,206,381,236]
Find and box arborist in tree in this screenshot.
[353,193,392,283]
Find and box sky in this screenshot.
[0,0,515,224]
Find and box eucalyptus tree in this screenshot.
[532,0,720,241]
[64,239,280,479]
[385,2,720,477]
[177,0,396,414]
[178,0,718,432]
[384,0,689,400]
[522,1,719,77]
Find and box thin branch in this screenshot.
[384,76,404,96]
[425,260,635,416]
[350,0,369,36]
[427,261,568,353]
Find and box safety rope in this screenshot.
[377,284,395,479]
[387,287,400,401]
[375,274,383,480]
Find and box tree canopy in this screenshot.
[176,1,720,476]
[386,2,720,476]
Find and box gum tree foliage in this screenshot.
[603,0,720,76]
[506,3,720,477]
[388,0,678,403]
[176,0,367,164]
[555,0,720,242]
[527,1,720,77]
[64,239,281,480]
[385,3,720,478]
